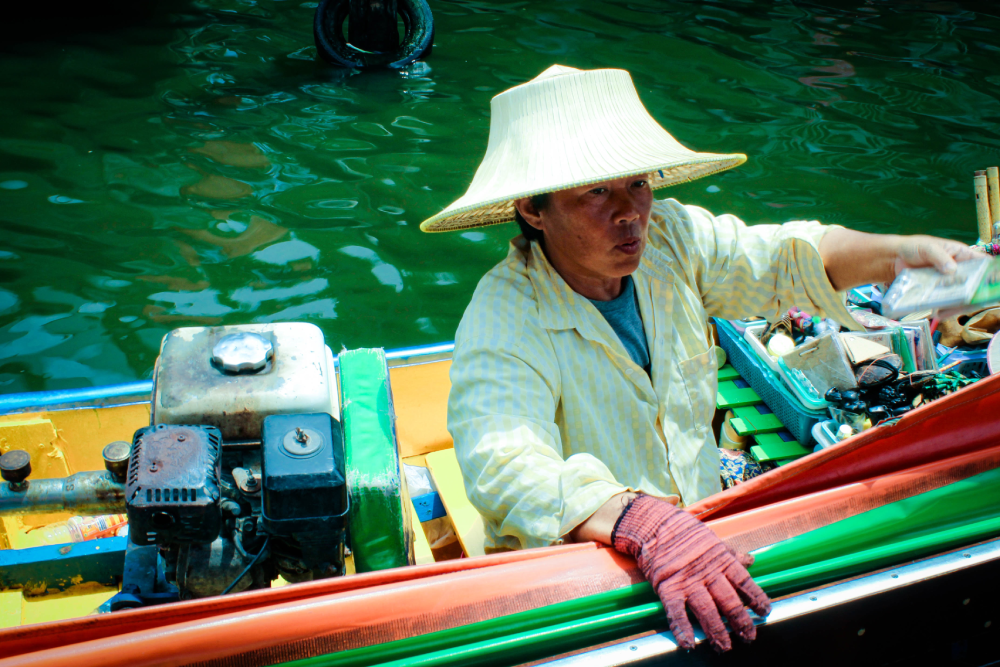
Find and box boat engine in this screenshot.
[113,323,348,606]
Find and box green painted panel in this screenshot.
[338,348,415,572]
[282,583,658,667]
[717,365,741,382]
[732,405,784,433]
[716,381,760,409]
[750,465,1000,594]
[751,434,810,461]
[730,417,754,437]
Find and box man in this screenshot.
[419,65,979,652]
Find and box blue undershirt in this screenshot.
[588,275,651,376]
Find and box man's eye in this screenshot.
[632,179,648,189]
[589,187,607,195]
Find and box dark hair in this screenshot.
[513,193,549,242]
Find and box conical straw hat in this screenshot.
[420,65,746,232]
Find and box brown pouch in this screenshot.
[938,307,989,347]
[963,307,1000,345]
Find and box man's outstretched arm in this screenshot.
[818,228,984,292]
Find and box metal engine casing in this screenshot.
[126,424,223,546]
[151,323,339,442]
[110,323,353,602]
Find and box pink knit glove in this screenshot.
[612,495,771,652]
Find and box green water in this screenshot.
[1,0,999,393]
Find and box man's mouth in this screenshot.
[616,237,641,255]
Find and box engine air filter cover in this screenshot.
[126,424,223,546]
[261,413,347,533]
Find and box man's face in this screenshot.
[516,175,653,298]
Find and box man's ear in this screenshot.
[514,198,544,232]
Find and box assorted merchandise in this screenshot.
[717,285,992,474]
[882,256,1000,319]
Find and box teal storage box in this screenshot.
[715,319,826,446]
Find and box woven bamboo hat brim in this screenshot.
[420,65,746,233]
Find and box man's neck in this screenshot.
[567,274,624,301]
[539,240,624,301]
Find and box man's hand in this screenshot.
[610,495,770,652]
[892,234,984,277]
[819,228,985,291]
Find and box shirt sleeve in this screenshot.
[448,289,629,550]
[658,201,859,329]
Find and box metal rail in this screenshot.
[0,342,455,415]
[0,471,126,516]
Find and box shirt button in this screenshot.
[626,368,634,376]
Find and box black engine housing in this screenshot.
[261,412,348,579]
[126,424,223,546]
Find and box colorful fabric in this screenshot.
[719,448,765,490]
[448,198,855,551]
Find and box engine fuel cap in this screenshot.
[212,332,273,373]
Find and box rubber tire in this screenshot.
[314,0,433,69]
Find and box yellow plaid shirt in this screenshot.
[448,198,855,551]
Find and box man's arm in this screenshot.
[818,227,984,291]
[569,491,638,544]
[658,201,983,327]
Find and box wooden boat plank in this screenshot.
[426,448,486,558]
[751,433,810,462]
[717,364,741,381]
[732,404,784,433]
[0,537,125,593]
[0,404,149,475]
[717,380,761,408]
[409,504,435,565]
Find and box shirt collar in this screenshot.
[511,235,673,332]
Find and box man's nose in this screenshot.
[612,189,641,224]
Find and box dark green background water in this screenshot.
[1,0,999,392]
